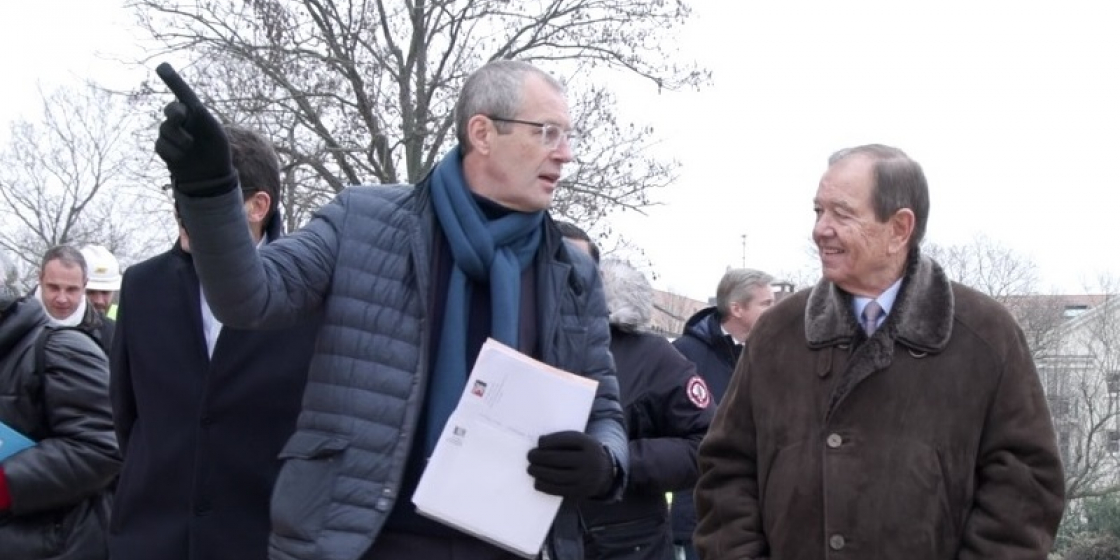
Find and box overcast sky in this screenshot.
[609,0,1120,300]
[2,1,1117,301]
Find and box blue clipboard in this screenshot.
[0,420,35,462]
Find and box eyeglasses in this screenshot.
[487,116,578,152]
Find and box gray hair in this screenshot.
[599,259,652,332]
[716,268,775,318]
[454,60,564,153]
[40,245,87,280]
[829,144,930,250]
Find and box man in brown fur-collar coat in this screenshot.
[693,144,1065,560]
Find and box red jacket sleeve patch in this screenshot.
[687,376,711,409]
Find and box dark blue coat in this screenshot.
[581,326,713,560]
[668,307,740,544]
[108,242,319,560]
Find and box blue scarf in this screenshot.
[426,146,544,452]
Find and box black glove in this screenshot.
[527,430,616,499]
[154,63,237,196]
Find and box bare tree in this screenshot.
[127,0,706,228]
[1040,292,1120,502]
[1026,278,1120,557]
[923,234,1040,298]
[774,238,822,291]
[924,236,1120,521]
[774,266,820,293]
[1002,294,1086,360]
[651,288,706,337]
[0,83,174,289]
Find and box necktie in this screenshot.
[862,301,884,335]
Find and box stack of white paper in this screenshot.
[413,338,599,558]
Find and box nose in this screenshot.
[812,214,833,241]
[88,292,110,310]
[552,136,575,164]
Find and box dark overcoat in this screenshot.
[108,242,319,560]
[694,254,1065,560]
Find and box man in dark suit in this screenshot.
[108,125,320,560]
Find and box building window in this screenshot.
[1048,396,1071,417]
[1064,304,1089,318]
[1110,372,1120,395]
[1109,430,1120,454]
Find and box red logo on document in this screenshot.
[686,376,711,409]
[471,380,488,397]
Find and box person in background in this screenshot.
[108,125,320,560]
[668,267,773,560]
[0,249,119,560]
[79,245,122,319]
[34,245,115,353]
[693,144,1065,559]
[558,221,713,560]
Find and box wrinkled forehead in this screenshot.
[519,75,571,123]
[41,259,86,282]
[817,155,876,200]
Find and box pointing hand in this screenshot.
[154,63,237,196]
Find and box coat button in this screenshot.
[826,433,843,448]
[829,534,845,550]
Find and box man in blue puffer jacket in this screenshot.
[152,59,628,560]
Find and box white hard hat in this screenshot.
[80,245,122,291]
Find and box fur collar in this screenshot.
[805,251,954,354]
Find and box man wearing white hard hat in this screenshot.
[80,245,122,318]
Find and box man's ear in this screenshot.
[244,191,272,225]
[889,208,916,254]
[467,114,493,155]
[728,301,743,319]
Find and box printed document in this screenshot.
[413,338,599,558]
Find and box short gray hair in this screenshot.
[454,60,564,153]
[828,144,930,250]
[715,268,775,318]
[599,259,652,332]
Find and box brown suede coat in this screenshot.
[694,254,1065,560]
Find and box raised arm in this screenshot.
[154,63,338,329]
